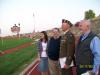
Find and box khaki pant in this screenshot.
[48,58,61,75]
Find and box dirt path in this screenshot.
[0,42,32,56]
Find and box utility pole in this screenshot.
[33,13,35,32]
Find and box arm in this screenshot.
[37,41,41,58]
[90,36,100,74]
[46,39,50,56]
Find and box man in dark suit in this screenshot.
[59,19,75,75]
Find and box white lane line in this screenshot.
[20,58,39,75]
[27,62,39,75]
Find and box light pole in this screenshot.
[0,28,3,46]
[30,13,35,39]
[18,23,20,38]
[33,13,35,32]
[0,28,4,53]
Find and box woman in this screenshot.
[37,31,48,75]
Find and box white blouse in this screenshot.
[41,42,47,57]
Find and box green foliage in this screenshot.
[0,37,32,51]
[0,44,38,75]
[85,9,96,20]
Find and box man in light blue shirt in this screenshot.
[75,20,100,75]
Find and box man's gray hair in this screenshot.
[80,19,91,26]
[87,19,91,26]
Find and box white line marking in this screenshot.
[27,62,39,75]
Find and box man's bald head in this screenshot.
[79,20,91,33]
[80,20,91,27]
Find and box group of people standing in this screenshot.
[37,19,100,75]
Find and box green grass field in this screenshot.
[0,43,38,75]
[0,37,32,51]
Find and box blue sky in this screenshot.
[0,0,100,36]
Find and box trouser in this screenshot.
[98,66,100,75]
[48,58,61,75]
[61,67,72,75]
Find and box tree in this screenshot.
[84,10,96,20]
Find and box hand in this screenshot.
[88,71,95,75]
[38,53,40,61]
[38,58,41,62]
[64,64,69,69]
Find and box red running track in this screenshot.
[24,60,100,75]
[24,60,77,75]
[24,61,41,75]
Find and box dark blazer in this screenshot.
[60,30,75,65]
